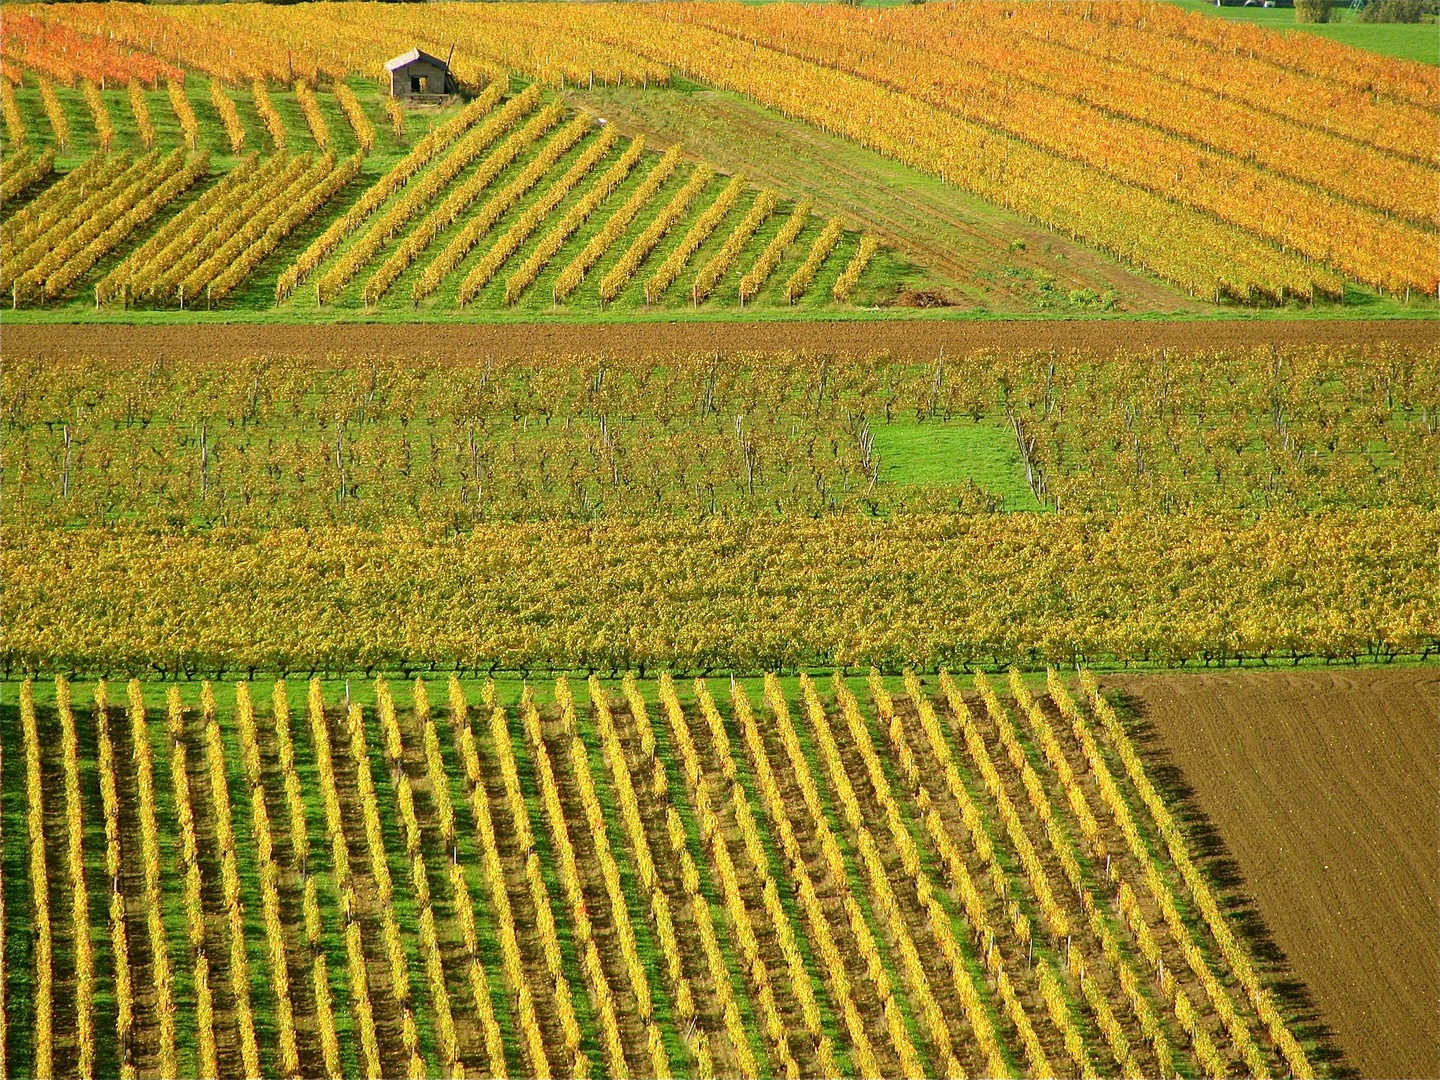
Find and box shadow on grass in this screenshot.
[1110,687,1357,1080]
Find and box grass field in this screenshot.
[1167,0,1440,64]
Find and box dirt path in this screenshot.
[5,317,1431,363]
[675,689,828,1075]
[465,702,580,1078]
[1103,666,1440,1080]
[250,700,325,1080]
[109,704,166,1079]
[540,715,659,1078]
[748,691,904,1075]
[390,699,489,1075]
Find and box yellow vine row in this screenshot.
[832,233,879,301]
[690,187,777,303]
[335,82,373,153]
[454,115,608,305]
[20,681,53,1080]
[738,197,809,304]
[2,77,24,144]
[317,88,541,303]
[81,79,114,150]
[275,80,506,300]
[56,680,96,1077]
[126,680,178,1079]
[38,77,68,147]
[166,77,198,149]
[551,142,680,302]
[127,79,154,148]
[210,78,245,152]
[251,79,286,149]
[783,215,844,303]
[643,173,743,304]
[598,161,710,304]
[164,687,220,1080]
[295,78,330,148]
[505,136,644,305]
[365,97,562,306]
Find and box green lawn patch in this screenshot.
[1167,0,1439,64]
[871,419,1037,509]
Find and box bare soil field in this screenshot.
[1103,667,1439,1080]
[3,317,1435,363]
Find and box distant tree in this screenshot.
[1295,0,1332,21]
[1357,0,1430,22]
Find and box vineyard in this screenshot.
[1,2,1435,1075]
[1,345,1432,528]
[0,68,891,314]
[1,344,1435,676]
[3,668,1324,1078]
[1,1,1437,316]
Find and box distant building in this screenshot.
[384,48,457,100]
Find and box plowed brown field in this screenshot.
[1103,667,1439,1080]
[3,317,1435,362]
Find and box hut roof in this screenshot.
[384,48,447,73]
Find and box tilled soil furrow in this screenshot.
[248,701,327,1079]
[36,707,82,1075]
[323,704,413,1080]
[753,698,902,1076]
[177,709,248,1079]
[9,318,1433,367]
[392,699,491,1073]
[467,713,577,1076]
[109,704,164,1078]
[542,720,655,1078]
[1104,667,1438,1080]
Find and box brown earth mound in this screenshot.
[885,287,962,309]
[2,317,1435,363]
[1103,667,1439,1080]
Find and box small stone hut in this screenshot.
[385,48,456,100]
